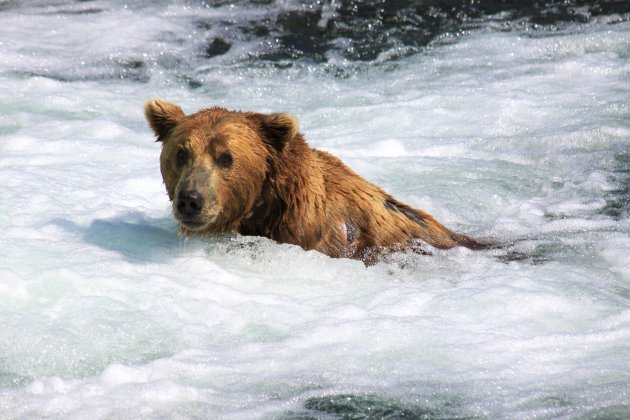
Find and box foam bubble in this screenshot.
[0,270,29,301]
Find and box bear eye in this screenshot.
[176,149,188,166]
[216,152,233,168]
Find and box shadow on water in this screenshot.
[50,212,185,263]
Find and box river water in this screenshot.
[0,1,629,418]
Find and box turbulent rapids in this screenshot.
[0,1,628,418]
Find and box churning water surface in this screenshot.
[0,1,629,418]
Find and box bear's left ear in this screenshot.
[259,113,299,152]
[144,99,186,142]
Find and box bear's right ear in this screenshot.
[258,112,299,152]
[144,99,186,142]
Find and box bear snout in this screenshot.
[176,189,204,219]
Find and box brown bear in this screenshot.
[144,99,483,264]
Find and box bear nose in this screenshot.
[176,190,204,217]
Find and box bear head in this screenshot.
[144,99,298,235]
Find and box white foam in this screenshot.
[98,363,148,386]
[0,5,628,418]
[0,270,29,301]
[599,233,630,278]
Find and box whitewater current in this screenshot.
[0,1,629,418]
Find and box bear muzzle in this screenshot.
[176,189,204,219]
[172,166,222,230]
[173,189,221,229]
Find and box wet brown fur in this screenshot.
[145,99,484,264]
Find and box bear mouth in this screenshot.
[175,212,221,232]
[178,219,207,230]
